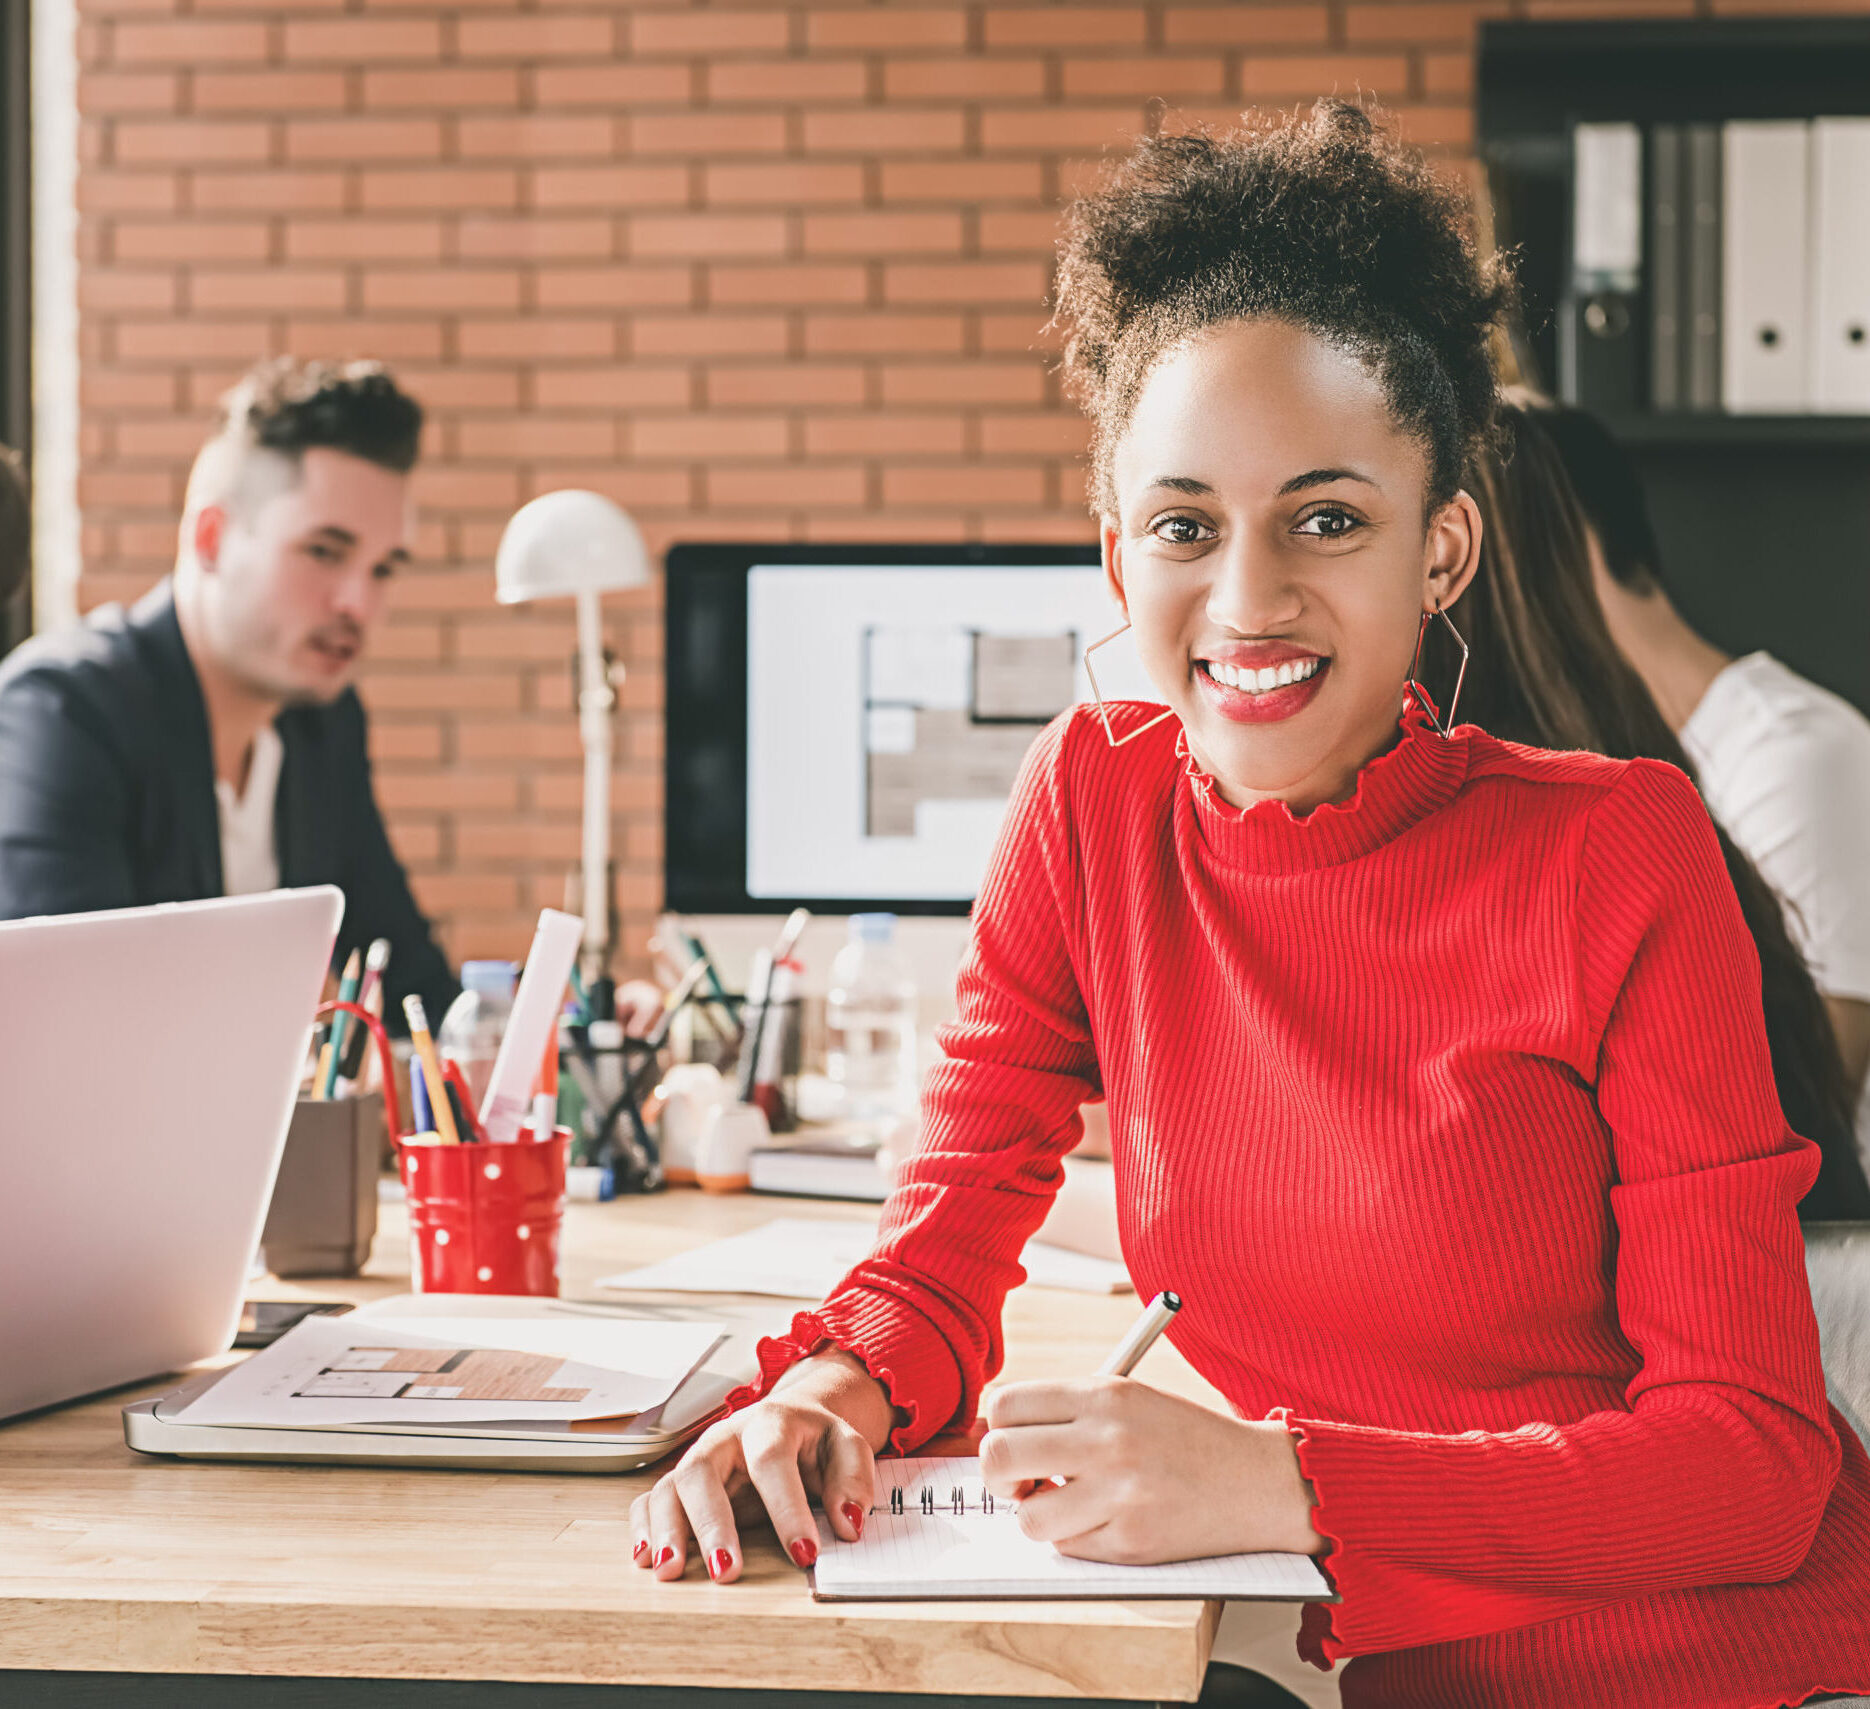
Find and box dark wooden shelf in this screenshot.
[1601,414,1870,449]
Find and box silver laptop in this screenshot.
[0,888,342,1421]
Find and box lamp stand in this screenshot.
[574,588,616,987]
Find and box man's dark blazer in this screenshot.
[0,580,457,1023]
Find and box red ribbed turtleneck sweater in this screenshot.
[738,701,1870,1708]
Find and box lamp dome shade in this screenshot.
[494,489,652,604]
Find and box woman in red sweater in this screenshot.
[632,103,1870,1707]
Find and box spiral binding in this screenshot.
[881,1482,1002,1516]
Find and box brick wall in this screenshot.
[70,0,1856,972]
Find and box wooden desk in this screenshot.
[0,1189,1231,1706]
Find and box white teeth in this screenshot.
[1206,657,1322,693]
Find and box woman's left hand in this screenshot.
[980,1378,1326,1564]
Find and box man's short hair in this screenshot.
[216,357,423,476]
[0,444,27,605]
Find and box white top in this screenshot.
[215,722,283,898]
[1681,653,1870,1159]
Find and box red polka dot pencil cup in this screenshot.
[398,1121,570,1296]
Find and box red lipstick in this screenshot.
[1193,643,1329,725]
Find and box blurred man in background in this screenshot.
[0,358,457,1022]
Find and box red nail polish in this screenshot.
[841,1501,865,1538]
[654,1546,675,1569]
[632,1539,649,1563]
[710,1548,734,1580]
[790,1537,818,1569]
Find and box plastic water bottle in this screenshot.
[825,914,919,1126]
[438,960,516,1110]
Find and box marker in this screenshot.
[530,1090,558,1143]
[319,948,364,1099]
[409,1054,434,1135]
[403,994,460,1146]
[442,1057,488,1143]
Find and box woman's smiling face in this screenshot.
[1104,317,1481,812]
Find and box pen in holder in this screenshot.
[398,1122,571,1296]
[258,999,404,1279]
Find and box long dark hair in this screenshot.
[1443,398,1869,1221]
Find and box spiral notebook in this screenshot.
[810,1457,1335,1603]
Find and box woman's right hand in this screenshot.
[628,1347,896,1584]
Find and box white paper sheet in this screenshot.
[811,1457,1334,1602]
[174,1309,725,1428]
[596,1217,1131,1299]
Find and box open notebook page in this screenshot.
[810,1457,1334,1602]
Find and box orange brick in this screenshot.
[707,59,867,103]
[532,163,687,210]
[803,311,965,355]
[1344,1,1499,43]
[286,218,446,263]
[1239,53,1413,97]
[1388,104,1474,149]
[525,465,694,510]
[709,263,868,306]
[1162,5,1332,46]
[414,873,523,914]
[115,320,271,362]
[629,110,787,156]
[393,365,526,410]
[804,109,965,154]
[805,511,972,543]
[533,62,693,107]
[457,114,615,160]
[193,69,346,112]
[1422,50,1474,98]
[458,317,615,361]
[630,212,787,259]
[708,463,866,509]
[807,7,967,49]
[409,465,525,514]
[451,619,577,664]
[112,218,267,262]
[191,268,347,311]
[79,171,183,215]
[880,158,1045,202]
[881,360,1045,404]
[79,70,180,114]
[191,168,346,212]
[362,269,523,312]
[704,161,864,206]
[980,106,1141,151]
[628,9,790,55]
[532,365,691,409]
[281,317,447,359]
[1062,56,1229,96]
[627,413,788,459]
[114,118,270,165]
[979,412,1090,455]
[114,19,267,62]
[284,17,442,60]
[82,367,179,410]
[378,771,519,813]
[884,463,1046,507]
[985,6,1146,46]
[631,312,786,358]
[980,208,1066,252]
[359,167,520,212]
[705,362,865,406]
[363,66,521,107]
[459,215,614,260]
[287,118,445,163]
[459,416,619,459]
[456,14,614,58]
[981,309,1058,352]
[802,209,963,254]
[369,721,446,763]
[79,269,179,313]
[535,265,692,310]
[806,413,966,456]
[883,57,1046,99]
[885,259,1049,305]
[358,623,446,665]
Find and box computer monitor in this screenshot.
[664,542,1159,916]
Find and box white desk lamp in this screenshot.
[494,490,651,984]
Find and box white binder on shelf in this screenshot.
[1723,121,1812,413]
[1809,117,1870,413]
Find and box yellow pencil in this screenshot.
[402,994,461,1146]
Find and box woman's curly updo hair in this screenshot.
[1056,99,1514,515]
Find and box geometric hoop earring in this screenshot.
[1083,620,1177,749]
[1404,603,1469,739]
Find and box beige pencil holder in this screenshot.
[259,1091,386,1278]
